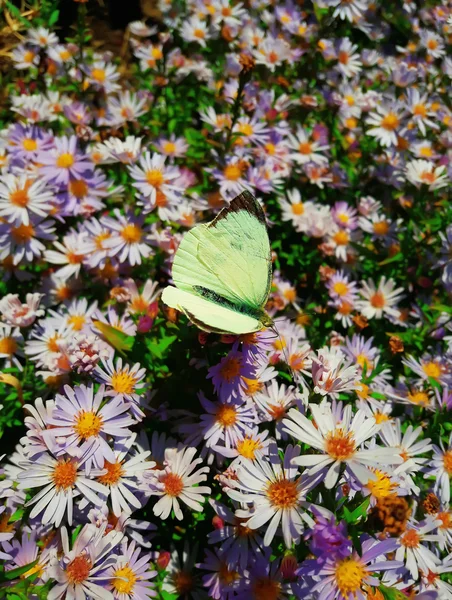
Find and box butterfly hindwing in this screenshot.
[162,286,263,334]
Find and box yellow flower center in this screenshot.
[333,281,349,296]
[23,138,38,151]
[373,221,389,236]
[94,231,111,250]
[419,146,433,157]
[56,153,75,168]
[242,377,263,396]
[24,50,35,63]
[265,143,276,155]
[0,336,18,355]
[216,404,237,427]
[427,39,438,50]
[381,113,400,131]
[367,470,395,499]
[407,391,429,406]
[52,459,78,490]
[91,68,106,82]
[68,314,86,331]
[121,224,142,244]
[162,472,184,497]
[219,356,242,382]
[111,370,137,395]
[145,169,164,187]
[74,411,103,439]
[335,558,365,596]
[112,565,137,594]
[374,412,389,424]
[333,230,350,245]
[237,437,261,459]
[223,165,242,180]
[152,47,163,59]
[266,478,299,509]
[291,202,304,215]
[238,123,254,136]
[194,28,205,39]
[163,142,176,154]
[325,429,356,461]
[98,460,124,485]
[413,104,427,117]
[422,361,441,380]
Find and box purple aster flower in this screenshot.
[199,547,239,600]
[308,506,350,559]
[208,348,255,403]
[38,135,94,185]
[106,539,157,599]
[6,123,53,164]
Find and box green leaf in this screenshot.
[378,584,408,599]
[1,560,38,581]
[343,498,370,524]
[8,508,24,523]
[92,321,134,354]
[48,10,59,26]
[378,253,403,266]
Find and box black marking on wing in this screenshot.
[208,190,266,227]
[183,309,230,334]
[193,285,261,317]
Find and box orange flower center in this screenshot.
[121,224,142,243]
[219,356,242,382]
[381,113,400,131]
[91,68,106,82]
[223,165,242,180]
[291,202,304,215]
[422,361,442,380]
[162,472,184,497]
[66,555,92,584]
[52,459,78,490]
[413,104,427,117]
[243,377,263,396]
[23,138,38,151]
[334,230,350,245]
[111,370,137,395]
[253,576,281,600]
[443,451,452,475]
[0,336,17,355]
[266,478,299,509]
[11,223,35,243]
[10,189,29,207]
[69,179,89,198]
[173,571,194,595]
[370,292,385,308]
[67,251,84,264]
[145,169,164,187]
[333,281,349,296]
[298,142,312,155]
[325,429,356,460]
[98,460,124,485]
[216,404,237,427]
[373,221,389,236]
[400,528,420,548]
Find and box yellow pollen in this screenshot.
[338,50,349,64]
[381,113,400,131]
[56,153,75,168]
[112,565,137,594]
[338,213,350,223]
[266,478,299,509]
[333,281,349,296]
[98,460,124,485]
[420,171,436,184]
[357,382,369,399]
[374,412,389,424]
[237,437,261,460]
[91,68,106,82]
[273,337,286,350]
[373,221,389,236]
[443,451,452,475]
[367,470,395,499]
[333,230,349,245]
[419,146,433,157]
[162,472,184,497]
[224,165,242,180]
[400,528,420,548]
[216,404,237,427]
[145,169,164,187]
[11,223,35,243]
[94,231,111,249]
[193,28,205,39]
[60,50,71,61]
[438,511,452,529]
[413,104,427,117]
[427,39,438,50]
[238,123,254,136]
[23,138,38,151]
[66,555,92,584]
[422,361,441,380]
[242,377,263,396]
[47,334,61,352]
[407,391,429,406]
[24,50,35,63]
[163,142,176,154]
[68,314,86,331]
[52,459,78,490]
[66,251,84,264]
[69,179,88,198]
[370,292,385,308]
[356,354,372,370]
[111,370,137,395]
[335,558,365,596]
[121,224,142,243]
[0,336,18,355]
[74,410,103,439]
[291,202,304,215]
[152,47,163,59]
[325,429,356,460]
[338,301,353,315]
[265,143,276,155]
[283,288,296,302]
[130,295,149,313]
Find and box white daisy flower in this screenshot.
[357,276,404,320]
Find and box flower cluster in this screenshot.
[0,0,452,599]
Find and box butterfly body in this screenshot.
[162,190,273,334]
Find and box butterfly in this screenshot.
[161,190,273,334]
